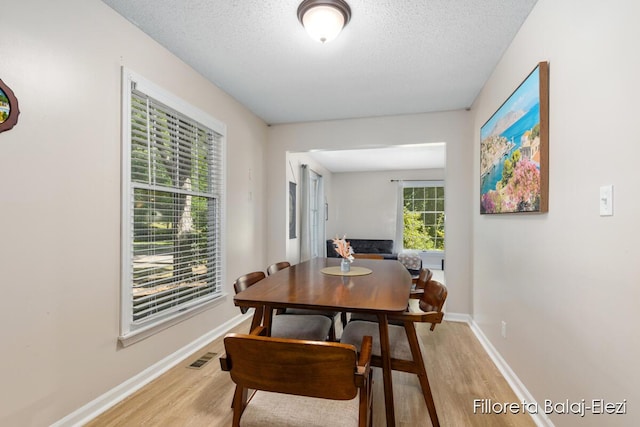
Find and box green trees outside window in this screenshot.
[403,186,444,251]
[127,89,223,324]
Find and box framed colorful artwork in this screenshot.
[0,79,20,133]
[480,62,549,214]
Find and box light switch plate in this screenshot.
[599,185,613,216]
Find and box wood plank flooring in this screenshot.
[87,319,537,427]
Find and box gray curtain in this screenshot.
[299,164,312,262]
[394,180,404,253]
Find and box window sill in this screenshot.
[118,293,229,347]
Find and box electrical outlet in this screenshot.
[501,321,507,338]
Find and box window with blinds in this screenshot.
[120,70,225,341]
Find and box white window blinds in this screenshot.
[121,71,224,340]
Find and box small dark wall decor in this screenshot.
[480,61,549,214]
[289,181,297,239]
[0,79,20,133]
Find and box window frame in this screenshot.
[119,68,227,346]
[400,180,445,251]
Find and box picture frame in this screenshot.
[0,79,20,133]
[289,181,297,239]
[480,61,549,214]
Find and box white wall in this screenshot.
[329,168,445,240]
[0,1,268,425]
[283,152,334,265]
[281,158,446,264]
[471,0,640,425]
[267,111,473,315]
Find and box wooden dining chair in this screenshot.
[266,261,341,341]
[233,271,333,341]
[340,279,448,427]
[220,329,373,427]
[348,267,436,325]
[413,267,434,290]
[416,277,447,331]
[266,261,291,276]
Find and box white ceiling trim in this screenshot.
[304,143,446,173]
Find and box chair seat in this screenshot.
[347,312,405,326]
[340,320,426,361]
[272,314,332,341]
[281,308,340,341]
[239,390,359,427]
[284,307,339,318]
[346,312,377,323]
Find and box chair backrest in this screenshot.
[233,271,266,314]
[221,333,372,426]
[414,267,434,289]
[266,261,290,276]
[419,280,448,330]
[223,333,361,399]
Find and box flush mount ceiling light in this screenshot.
[297,0,352,43]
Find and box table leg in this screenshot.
[249,305,264,332]
[404,321,439,427]
[377,314,396,427]
[263,306,274,336]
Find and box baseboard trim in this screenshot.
[467,318,554,427]
[443,312,472,323]
[52,312,253,427]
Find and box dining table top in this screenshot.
[233,257,412,314]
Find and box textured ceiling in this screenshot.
[102,0,537,125]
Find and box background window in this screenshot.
[403,183,445,250]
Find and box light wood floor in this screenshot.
[87,318,537,427]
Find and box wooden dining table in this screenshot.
[233,257,413,427]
